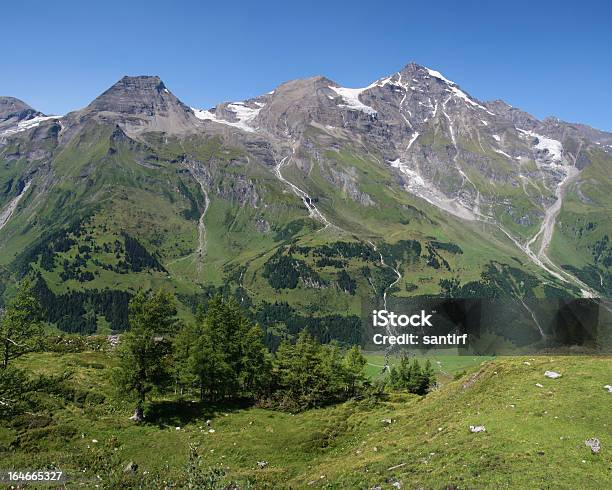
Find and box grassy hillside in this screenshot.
[3,351,609,488]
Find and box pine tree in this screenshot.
[1,279,44,369]
[388,356,435,395]
[318,341,346,403]
[173,322,200,396]
[115,289,177,422]
[192,322,232,401]
[420,359,436,394]
[0,365,31,416]
[274,331,322,408]
[343,345,367,397]
[239,324,272,397]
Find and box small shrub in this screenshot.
[85,391,106,405]
[14,425,78,451]
[9,413,53,431]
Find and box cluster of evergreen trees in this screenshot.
[173,296,271,402]
[1,281,436,422]
[389,356,436,395]
[114,291,375,418]
[272,334,367,409]
[262,252,326,290]
[33,277,131,333]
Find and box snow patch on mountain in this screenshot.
[425,68,454,85]
[192,101,261,133]
[367,76,393,89]
[390,158,476,221]
[448,86,494,114]
[227,102,261,125]
[406,131,420,151]
[329,86,377,115]
[494,149,512,159]
[517,129,564,164]
[531,132,564,163]
[0,115,61,137]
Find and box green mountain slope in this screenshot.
[0,68,610,338]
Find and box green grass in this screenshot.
[4,351,610,488]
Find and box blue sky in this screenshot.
[3,0,611,130]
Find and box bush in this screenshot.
[0,366,35,417]
[9,413,53,431]
[14,425,78,451]
[85,391,106,405]
[389,357,436,395]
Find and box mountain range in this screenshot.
[1,62,611,342]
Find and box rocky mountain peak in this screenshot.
[275,75,337,91]
[485,99,539,129]
[397,62,429,77]
[0,96,41,120]
[0,96,44,128]
[0,96,48,136]
[86,75,184,115]
[80,75,199,136]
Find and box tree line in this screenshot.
[1,280,436,422]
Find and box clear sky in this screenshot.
[3,0,611,131]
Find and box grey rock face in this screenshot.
[77,76,201,137]
[190,61,611,230]
[485,99,539,130]
[254,76,346,136]
[326,166,375,206]
[88,76,176,114]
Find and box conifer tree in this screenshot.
[239,324,272,397]
[174,295,271,401]
[343,345,367,397]
[115,289,177,422]
[389,356,435,395]
[1,279,44,369]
